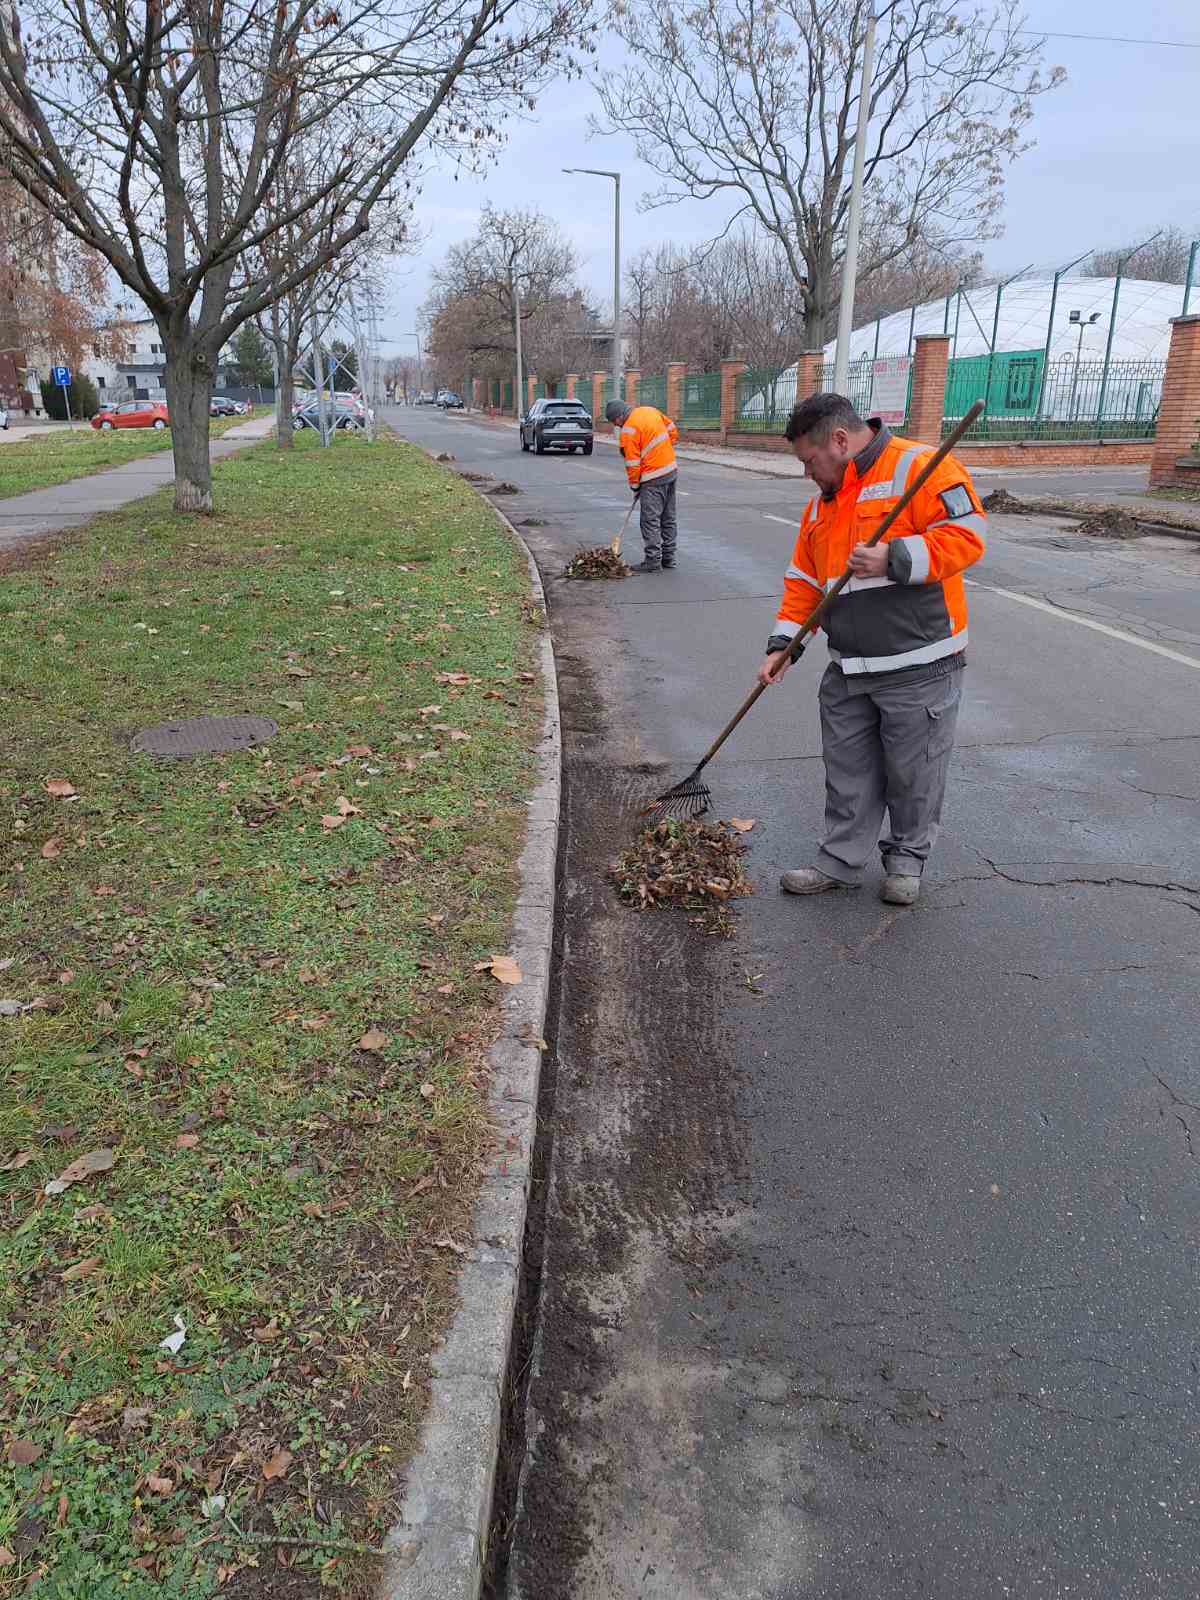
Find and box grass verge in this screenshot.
[0,429,543,1596]
[0,411,265,500]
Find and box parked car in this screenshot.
[210,395,239,416]
[291,398,370,432]
[438,391,464,410]
[415,391,436,406]
[91,400,170,431]
[0,405,8,431]
[520,397,593,455]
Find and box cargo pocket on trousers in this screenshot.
[925,699,958,762]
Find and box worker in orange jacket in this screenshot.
[605,399,679,573]
[757,391,986,906]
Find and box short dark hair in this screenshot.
[784,391,865,444]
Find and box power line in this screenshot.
[1018,29,1200,50]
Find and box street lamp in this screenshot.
[563,167,621,401]
[1067,310,1101,421]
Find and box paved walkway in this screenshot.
[0,414,276,550]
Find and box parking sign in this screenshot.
[52,364,72,387]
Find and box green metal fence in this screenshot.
[637,373,668,412]
[731,366,797,432]
[944,352,1164,441]
[502,380,513,412]
[533,381,547,402]
[679,370,722,430]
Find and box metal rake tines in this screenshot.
[639,772,712,825]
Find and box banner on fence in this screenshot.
[870,357,911,424]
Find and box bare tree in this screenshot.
[0,0,589,510]
[422,205,584,389]
[849,239,983,327]
[596,0,1063,342]
[1086,226,1198,286]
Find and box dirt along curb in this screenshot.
[378,474,562,1599]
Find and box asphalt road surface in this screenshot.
[388,406,1200,1600]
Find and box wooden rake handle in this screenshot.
[611,499,636,556]
[691,399,986,773]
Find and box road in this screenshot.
[389,405,1200,1600]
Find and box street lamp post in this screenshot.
[1067,310,1100,422]
[833,10,876,394]
[563,167,621,401]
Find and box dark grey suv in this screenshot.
[520,398,593,455]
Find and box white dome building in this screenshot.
[817,275,1186,432]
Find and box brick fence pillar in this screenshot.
[565,373,577,400]
[625,369,640,409]
[593,371,609,429]
[666,362,686,422]
[526,373,537,411]
[1150,314,1200,487]
[720,359,747,441]
[909,334,951,445]
[794,350,825,403]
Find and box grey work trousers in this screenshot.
[638,475,678,564]
[814,661,963,883]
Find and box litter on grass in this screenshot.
[611,818,752,937]
[564,546,631,580]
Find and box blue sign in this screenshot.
[52,365,71,387]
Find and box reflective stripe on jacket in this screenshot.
[619,405,678,488]
[774,427,986,674]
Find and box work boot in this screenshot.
[780,867,857,896]
[630,559,662,574]
[661,558,676,569]
[880,873,921,906]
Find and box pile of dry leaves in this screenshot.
[564,546,630,580]
[611,817,754,936]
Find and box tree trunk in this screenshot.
[274,335,296,451]
[164,342,215,512]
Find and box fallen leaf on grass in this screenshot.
[285,666,312,678]
[483,954,522,985]
[419,1082,436,1100]
[345,743,371,757]
[77,1203,110,1221]
[174,1134,200,1150]
[0,1150,33,1171]
[57,970,74,985]
[434,1237,467,1255]
[93,884,116,897]
[7,1440,43,1467]
[449,730,471,742]
[146,1473,174,1494]
[61,1256,101,1282]
[358,1029,389,1052]
[321,813,348,830]
[276,698,304,711]
[436,671,471,686]
[251,1322,282,1342]
[262,1449,293,1481]
[44,779,76,798]
[729,817,757,833]
[41,837,63,860]
[0,1546,14,1568]
[0,958,13,972]
[44,1147,115,1197]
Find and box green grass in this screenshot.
[0,410,265,499]
[1147,484,1200,504]
[0,430,543,1596]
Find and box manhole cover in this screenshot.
[131,713,277,757]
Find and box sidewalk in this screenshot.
[0,412,276,550]
[0,420,71,445]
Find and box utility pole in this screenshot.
[513,268,524,416]
[833,10,876,394]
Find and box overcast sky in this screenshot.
[376,0,1200,356]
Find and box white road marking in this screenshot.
[966,579,1200,671]
[762,514,797,527]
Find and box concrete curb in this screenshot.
[377,473,561,1599]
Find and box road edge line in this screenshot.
[967,578,1200,671]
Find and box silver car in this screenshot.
[0,405,8,431]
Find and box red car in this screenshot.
[91,400,170,431]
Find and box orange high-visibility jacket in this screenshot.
[773,426,986,675]
[619,405,678,489]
